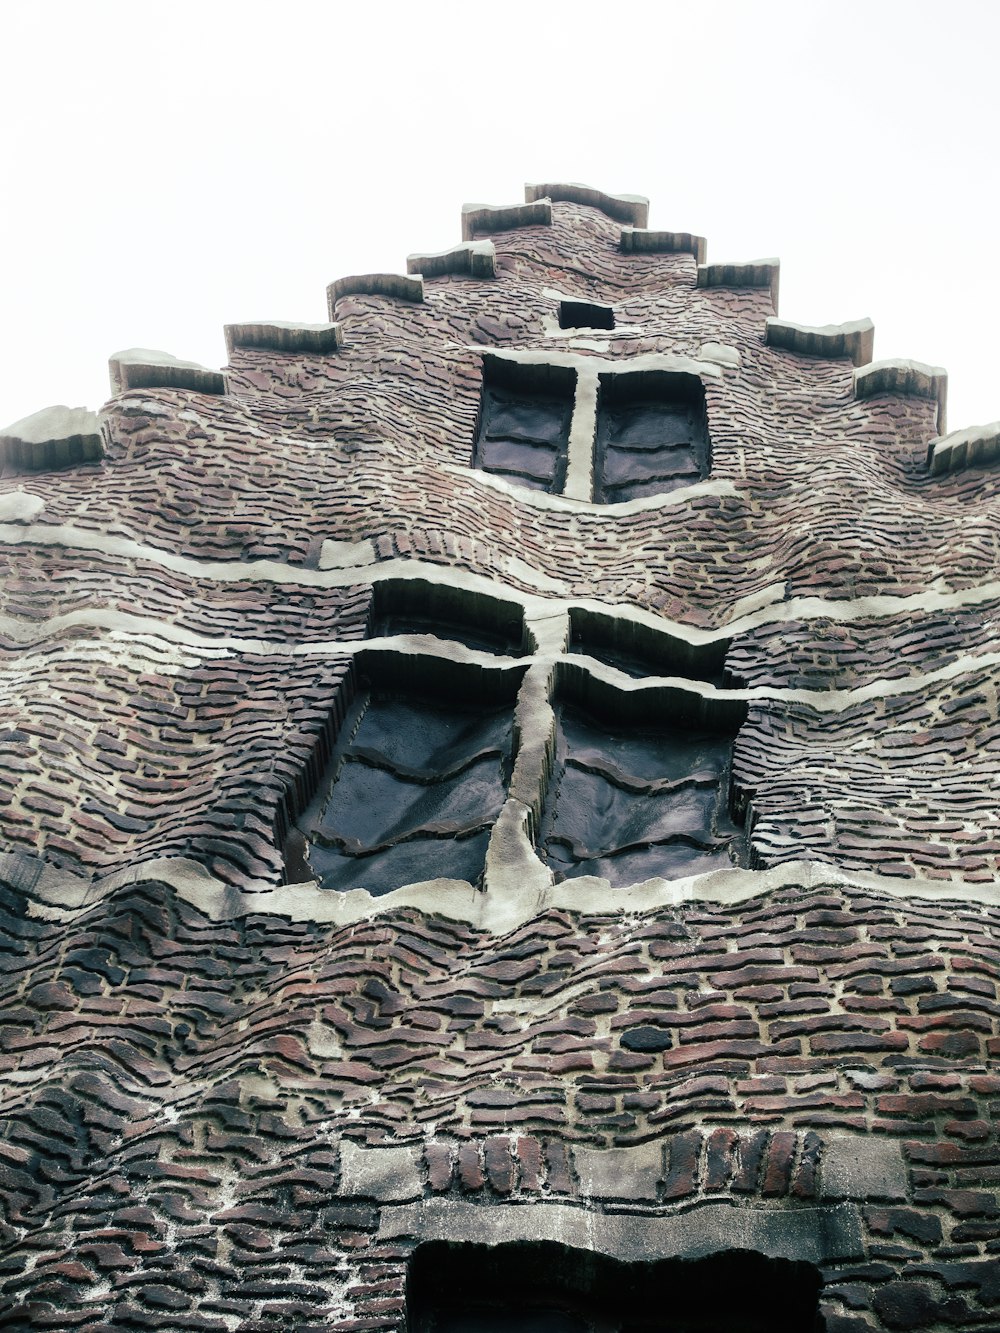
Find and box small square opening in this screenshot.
[559,300,615,331]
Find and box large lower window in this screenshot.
[286,647,524,895]
[537,676,746,885]
[595,370,710,504]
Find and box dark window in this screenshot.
[595,370,710,504]
[559,299,615,331]
[537,675,747,885]
[475,357,576,494]
[407,1240,824,1333]
[287,658,524,895]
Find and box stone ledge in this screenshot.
[820,1137,908,1201]
[697,259,780,314]
[339,1141,423,1202]
[379,1198,865,1265]
[406,241,497,279]
[109,349,227,397]
[326,272,424,314]
[854,358,947,434]
[926,421,1000,476]
[224,321,343,355]
[765,316,874,367]
[525,182,648,228]
[461,200,551,242]
[620,228,706,263]
[0,405,104,472]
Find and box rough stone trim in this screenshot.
[13,848,1000,931]
[461,200,552,242]
[406,241,497,279]
[854,358,948,435]
[620,228,707,263]
[379,1197,865,1265]
[926,420,1000,475]
[765,316,874,367]
[0,405,104,472]
[524,182,649,229]
[108,349,227,397]
[697,260,780,314]
[224,321,343,355]
[327,272,424,313]
[12,520,1000,639]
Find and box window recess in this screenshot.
[558,298,615,330]
[569,606,737,687]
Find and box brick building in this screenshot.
[1,183,999,1330]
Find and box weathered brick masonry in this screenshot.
[0,185,998,1330]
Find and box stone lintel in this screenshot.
[379,1198,865,1265]
[620,228,707,264]
[766,316,874,367]
[224,321,343,355]
[0,405,103,472]
[854,358,948,435]
[526,182,649,229]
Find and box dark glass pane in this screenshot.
[595,375,710,504]
[299,694,514,894]
[476,381,573,494]
[538,704,744,885]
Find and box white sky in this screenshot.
[1,0,998,435]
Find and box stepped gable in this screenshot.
[1,182,999,1332]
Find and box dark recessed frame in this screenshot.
[284,653,526,896]
[407,1240,824,1333]
[595,370,710,504]
[536,664,749,887]
[474,356,577,494]
[559,299,615,331]
[372,580,528,657]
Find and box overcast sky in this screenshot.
[2,0,997,435]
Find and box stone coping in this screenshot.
[327,272,424,312]
[697,260,780,314]
[406,241,496,279]
[765,316,874,367]
[224,321,343,355]
[109,349,226,397]
[854,358,947,435]
[926,420,1000,475]
[461,199,552,241]
[0,405,103,472]
[620,228,707,263]
[525,182,649,228]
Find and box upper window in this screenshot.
[474,357,711,505]
[474,358,576,494]
[595,370,709,503]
